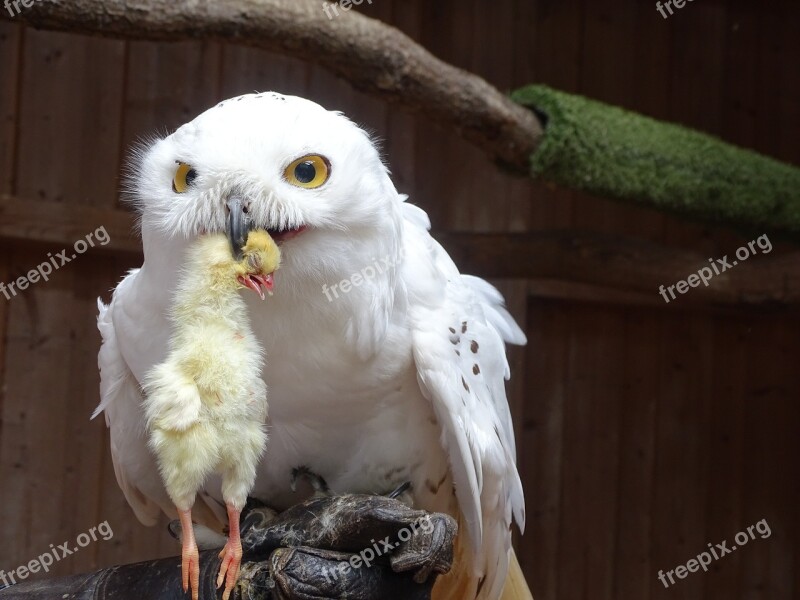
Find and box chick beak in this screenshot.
[227,195,252,260]
[236,273,274,301]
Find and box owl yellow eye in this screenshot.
[284,155,330,189]
[172,162,197,193]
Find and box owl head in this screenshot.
[128,92,404,298]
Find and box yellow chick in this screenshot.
[143,230,280,600]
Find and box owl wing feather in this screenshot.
[404,205,525,600]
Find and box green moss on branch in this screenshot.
[512,85,800,237]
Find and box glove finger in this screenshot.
[390,513,456,582]
[270,546,436,600]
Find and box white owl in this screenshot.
[95,92,530,600]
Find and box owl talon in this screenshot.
[290,466,330,496]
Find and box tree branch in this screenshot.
[5,1,800,237]
[2,0,542,173]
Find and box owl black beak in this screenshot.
[226,195,252,260]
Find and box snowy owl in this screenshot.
[95,92,530,600]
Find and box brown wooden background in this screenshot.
[0,0,798,598]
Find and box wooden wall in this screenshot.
[0,0,798,598]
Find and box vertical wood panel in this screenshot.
[522,299,566,600]
[466,0,515,232]
[0,22,22,196]
[524,0,584,230]
[557,305,622,600]
[219,46,309,101]
[527,300,800,600]
[699,316,746,597]
[0,251,77,572]
[739,319,799,600]
[574,1,669,238]
[0,26,128,578]
[414,1,476,230]
[382,0,421,198]
[663,2,729,252]
[650,314,715,600]
[0,22,21,476]
[612,311,659,600]
[752,0,798,166]
[15,31,125,207]
[120,41,222,156]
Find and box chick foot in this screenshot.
[178,509,200,600]
[217,504,243,600]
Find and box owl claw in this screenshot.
[290,466,330,496]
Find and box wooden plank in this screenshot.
[0,248,8,437]
[649,312,714,600]
[413,0,474,230]
[738,315,799,600]
[698,4,761,593]
[701,313,747,597]
[437,231,800,307]
[462,0,516,232]
[612,308,659,600]
[0,194,139,254]
[0,17,20,574]
[0,27,127,578]
[0,246,78,574]
[526,0,584,231]
[0,21,21,474]
[507,0,541,234]
[382,0,420,199]
[752,0,790,164]
[61,254,140,574]
[15,29,125,207]
[219,44,308,100]
[521,299,567,600]
[663,1,729,252]
[573,0,641,234]
[770,0,800,167]
[2,196,800,307]
[120,40,222,169]
[574,0,675,240]
[3,28,127,577]
[557,305,624,600]
[0,22,22,195]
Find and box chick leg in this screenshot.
[217,503,243,600]
[178,508,200,600]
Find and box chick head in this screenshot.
[233,229,281,299]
